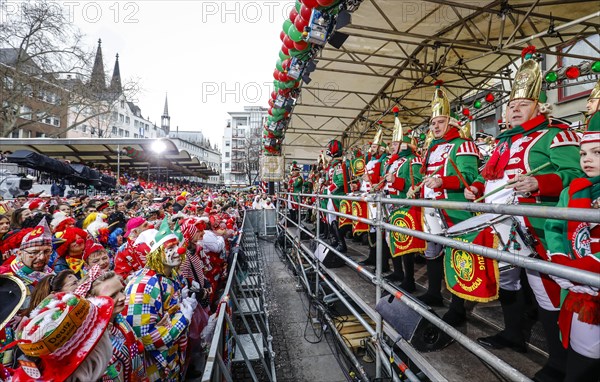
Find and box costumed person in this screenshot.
[288,161,303,223]
[411,80,480,327]
[0,274,27,375]
[1,219,54,311]
[114,217,152,280]
[124,218,196,381]
[585,79,600,132]
[348,147,369,244]
[202,215,227,304]
[84,239,111,272]
[543,124,600,382]
[382,107,424,291]
[325,139,351,254]
[358,128,391,270]
[84,269,148,382]
[464,47,583,381]
[12,292,114,382]
[53,226,89,279]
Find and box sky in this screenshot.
[62,0,293,149]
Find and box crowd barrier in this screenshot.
[278,191,599,382]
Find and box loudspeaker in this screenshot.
[314,242,344,268]
[328,31,349,49]
[375,295,453,352]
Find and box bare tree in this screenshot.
[0,0,139,138]
[243,126,261,186]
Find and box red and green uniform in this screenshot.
[288,174,303,210]
[421,127,480,226]
[544,176,600,358]
[383,150,422,199]
[472,115,584,308]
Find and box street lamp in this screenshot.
[152,139,167,186]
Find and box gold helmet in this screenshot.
[391,106,403,142]
[589,79,600,101]
[460,121,473,140]
[509,46,542,102]
[372,125,384,146]
[431,80,451,120]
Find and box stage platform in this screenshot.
[284,224,548,382]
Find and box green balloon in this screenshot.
[276,59,283,72]
[272,114,283,122]
[287,24,303,42]
[273,108,285,116]
[283,19,293,34]
[295,0,301,12]
[279,51,289,61]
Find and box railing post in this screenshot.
[314,194,320,298]
[374,192,383,379]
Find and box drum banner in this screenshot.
[338,198,352,229]
[351,200,369,235]
[388,207,426,257]
[444,227,500,302]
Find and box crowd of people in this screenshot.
[288,49,599,382]
[0,185,263,381]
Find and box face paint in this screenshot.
[162,244,181,266]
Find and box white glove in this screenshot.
[191,280,200,290]
[180,295,198,321]
[181,286,190,300]
[569,285,599,296]
[549,275,575,290]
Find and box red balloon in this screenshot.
[280,31,286,41]
[294,16,309,32]
[289,9,299,23]
[268,99,274,107]
[268,108,273,116]
[294,40,308,51]
[300,4,312,20]
[282,45,290,56]
[271,91,277,99]
[294,81,301,88]
[283,36,295,50]
[283,58,292,70]
[317,0,335,6]
[273,69,280,80]
[302,0,319,8]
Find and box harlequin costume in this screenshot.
[114,219,151,279]
[544,126,600,382]
[123,219,190,382]
[103,314,147,382]
[382,109,424,290]
[469,47,583,379]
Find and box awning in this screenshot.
[0,138,220,179]
[284,0,600,162]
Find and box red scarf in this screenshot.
[481,115,547,180]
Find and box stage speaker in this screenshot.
[375,295,453,352]
[314,242,344,268]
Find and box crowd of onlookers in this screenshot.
[0,182,267,381]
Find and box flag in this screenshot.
[351,200,369,235]
[444,226,500,302]
[338,198,352,229]
[388,207,426,257]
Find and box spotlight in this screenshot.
[335,10,352,30]
[301,74,312,84]
[328,32,349,49]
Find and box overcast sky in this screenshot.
[67,0,292,149]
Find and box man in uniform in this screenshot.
[288,161,303,223]
[325,140,350,253]
[359,128,391,271]
[382,107,423,291]
[585,79,600,132]
[465,47,583,381]
[411,80,481,327]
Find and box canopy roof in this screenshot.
[285,0,600,162]
[0,138,219,179]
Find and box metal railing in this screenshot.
[201,212,276,382]
[278,191,600,382]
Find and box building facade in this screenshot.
[222,106,268,188]
[169,131,222,186]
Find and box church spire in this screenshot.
[161,93,170,134]
[109,53,122,94]
[89,39,106,91]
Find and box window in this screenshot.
[126,116,130,124]
[112,126,117,134]
[52,117,60,126]
[82,125,87,132]
[119,114,124,122]
[20,105,32,120]
[120,100,125,108]
[134,133,139,138]
[125,131,130,137]
[90,127,96,135]
[558,35,600,102]
[225,152,230,157]
[11,130,19,138]
[119,128,124,136]
[225,140,230,147]
[225,163,230,169]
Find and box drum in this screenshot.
[367,202,378,220]
[423,207,445,234]
[445,213,536,271]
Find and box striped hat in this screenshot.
[20,218,52,250]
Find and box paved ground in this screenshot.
[260,238,348,382]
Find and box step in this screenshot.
[232,333,265,362]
